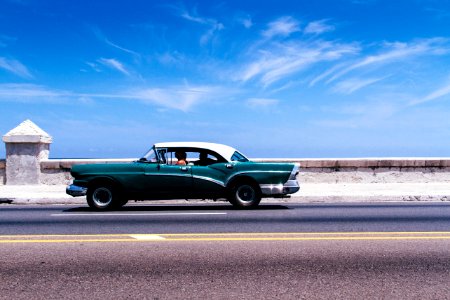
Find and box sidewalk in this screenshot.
[1,183,449,205]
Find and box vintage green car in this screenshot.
[67,142,300,210]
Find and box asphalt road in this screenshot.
[1,202,450,234]
[1,202,450,299]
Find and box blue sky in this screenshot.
[1,0,450,158]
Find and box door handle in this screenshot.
[180,166,189,172]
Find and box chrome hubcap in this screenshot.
[92,187,112,207]
[236,185,255,202]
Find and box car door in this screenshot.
[190,163,231,197]
[141,163,193,198]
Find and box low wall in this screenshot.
[37,158,450,185]
[262,158,450,184]
[0,159,5,185]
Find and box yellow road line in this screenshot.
[165,236,450,242]
[0,239,134,243]
[154,231,450,237]
[1,232,450,243]
[2,231,450,238]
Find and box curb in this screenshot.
[2,195,450,205]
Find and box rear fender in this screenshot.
[226,175,261,194]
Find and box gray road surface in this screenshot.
[1,203,450,299]
[1,234,450,299]
[1,202,450,234]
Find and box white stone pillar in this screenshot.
[2,120,52,185]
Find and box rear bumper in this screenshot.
[260,180,300,196]
[66,184,87,197]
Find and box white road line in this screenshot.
[51,212,227,217]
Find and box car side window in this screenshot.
[141,148,160,163]
[157,149,167,164]
[165,150,188,165]
[231,151,248,162]
[193,152,219,166]
[163,149,227,166]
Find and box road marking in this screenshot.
[152,231,450,236]
[129,234,166,240]
[51,212,227,217]
[2,232,450,243]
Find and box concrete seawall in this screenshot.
[30,157,450,186]
[2,157,450,203]
[1,154,450,186]
[0,159,5,184]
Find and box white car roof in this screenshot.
[154,142,239,162]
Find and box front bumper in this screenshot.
[260,180,300,196]
[66,184,87,197]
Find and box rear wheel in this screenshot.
[87,183,124,210]
[228,182,261,209]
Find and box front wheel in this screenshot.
[87,184,123,210]
[228,182,261,209]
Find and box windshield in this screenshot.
[140,147,158,163]
[230,151,249,162]
[140,147,168,163]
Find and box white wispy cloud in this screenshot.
[425,7,450,20]
[0,57,33,79]
[200,22,225,45]
[180,8,209,24]
[246,98,279,109]
[309,63,347,87]
[92,27,141,59]
[241,16,253,29]
[0,84,62,98]
[85,62,101,72]
[332,76,388,94]
[236,41,359,87]
[97,58,130,76]
[262,16,300,39]
[410,81,450,106]
[0,83,229,112]
[325,38,450,84]
[233,12,253,29]
[0,34,17,48]
[105,39,141,58]
[177,6,224,45]
[304,20,335,35]
[157,51,187,65]
[130,85,225,112]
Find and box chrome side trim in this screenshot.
[192,175,226,187]
[143,173,226,187]
[66,184,87,197]
[144,173,191,178]
[226,170,290,185]
[260,180,300,196]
